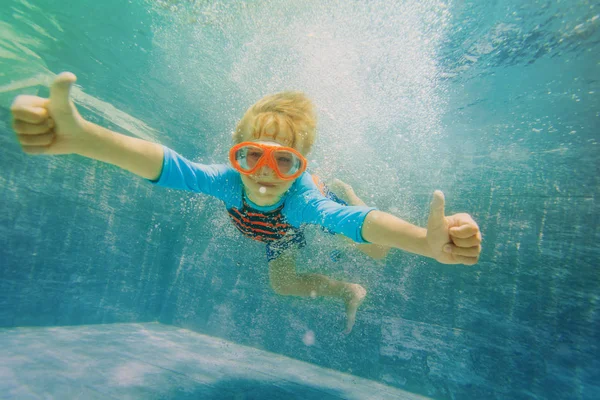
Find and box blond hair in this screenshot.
[233,91,317,154]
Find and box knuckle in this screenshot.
[19,134,41,145]
[10,97,23,111]
[31,133,53,145]
[463,257,476,265]
[20,144,34,154]
[17,134,32,145]
[43,134,55,145]
[13,120,27,134]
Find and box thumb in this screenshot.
[50,72,77,112]
[427,190,446,230]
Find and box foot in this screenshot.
[342,283,367,334]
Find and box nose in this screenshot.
[255,165,274,177]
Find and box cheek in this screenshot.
[240,175,254,189]
[278,181,294,193]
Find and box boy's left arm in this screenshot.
[361,191,481,265]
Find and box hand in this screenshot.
[426,190,482,265]
[11,72,87,155]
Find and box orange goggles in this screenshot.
[229,141,307,181]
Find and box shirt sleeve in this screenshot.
[148,145,242,208]
[283,173,376,243]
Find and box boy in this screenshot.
[10,72,482,333]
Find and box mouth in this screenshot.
[256,181,278,187]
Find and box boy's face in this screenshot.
[238,126,305,206]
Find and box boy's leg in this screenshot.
[268,251,366,334]
[328,179,391,260]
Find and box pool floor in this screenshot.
[1,322,427,399]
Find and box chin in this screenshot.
[260,187,285,197]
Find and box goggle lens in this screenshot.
[234,145,304,178]
[273,150,302,176]
[235,146,264,171]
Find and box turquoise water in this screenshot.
[1,0,598,399]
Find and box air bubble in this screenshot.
[259,187,267,194]
[303,330,315,346]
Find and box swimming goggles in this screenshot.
[229,141,307,181]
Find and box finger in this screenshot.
[453,255,479,266]
[21,145,51,155]
[11,95,50,110]
[427,190,446,230]
[11,104,50,124]
[18,132,55,146]
[50,72,77,112]
[451,235,481,248]
[454,256,479,265]
[344,316,355,335]
[12,119,54,135]
[449,224,480,239]
[445,244,481,258]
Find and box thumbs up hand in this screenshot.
[426,190,482,265]
[11,72,87,155]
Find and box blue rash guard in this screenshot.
[150,146,376,261]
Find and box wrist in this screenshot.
[422,229,438,259]
[74,120,106,156]
[414,227,435,258]
[363,211,432,257]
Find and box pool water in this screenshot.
[1,0,598,399]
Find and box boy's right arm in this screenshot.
[10,72,163,180]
